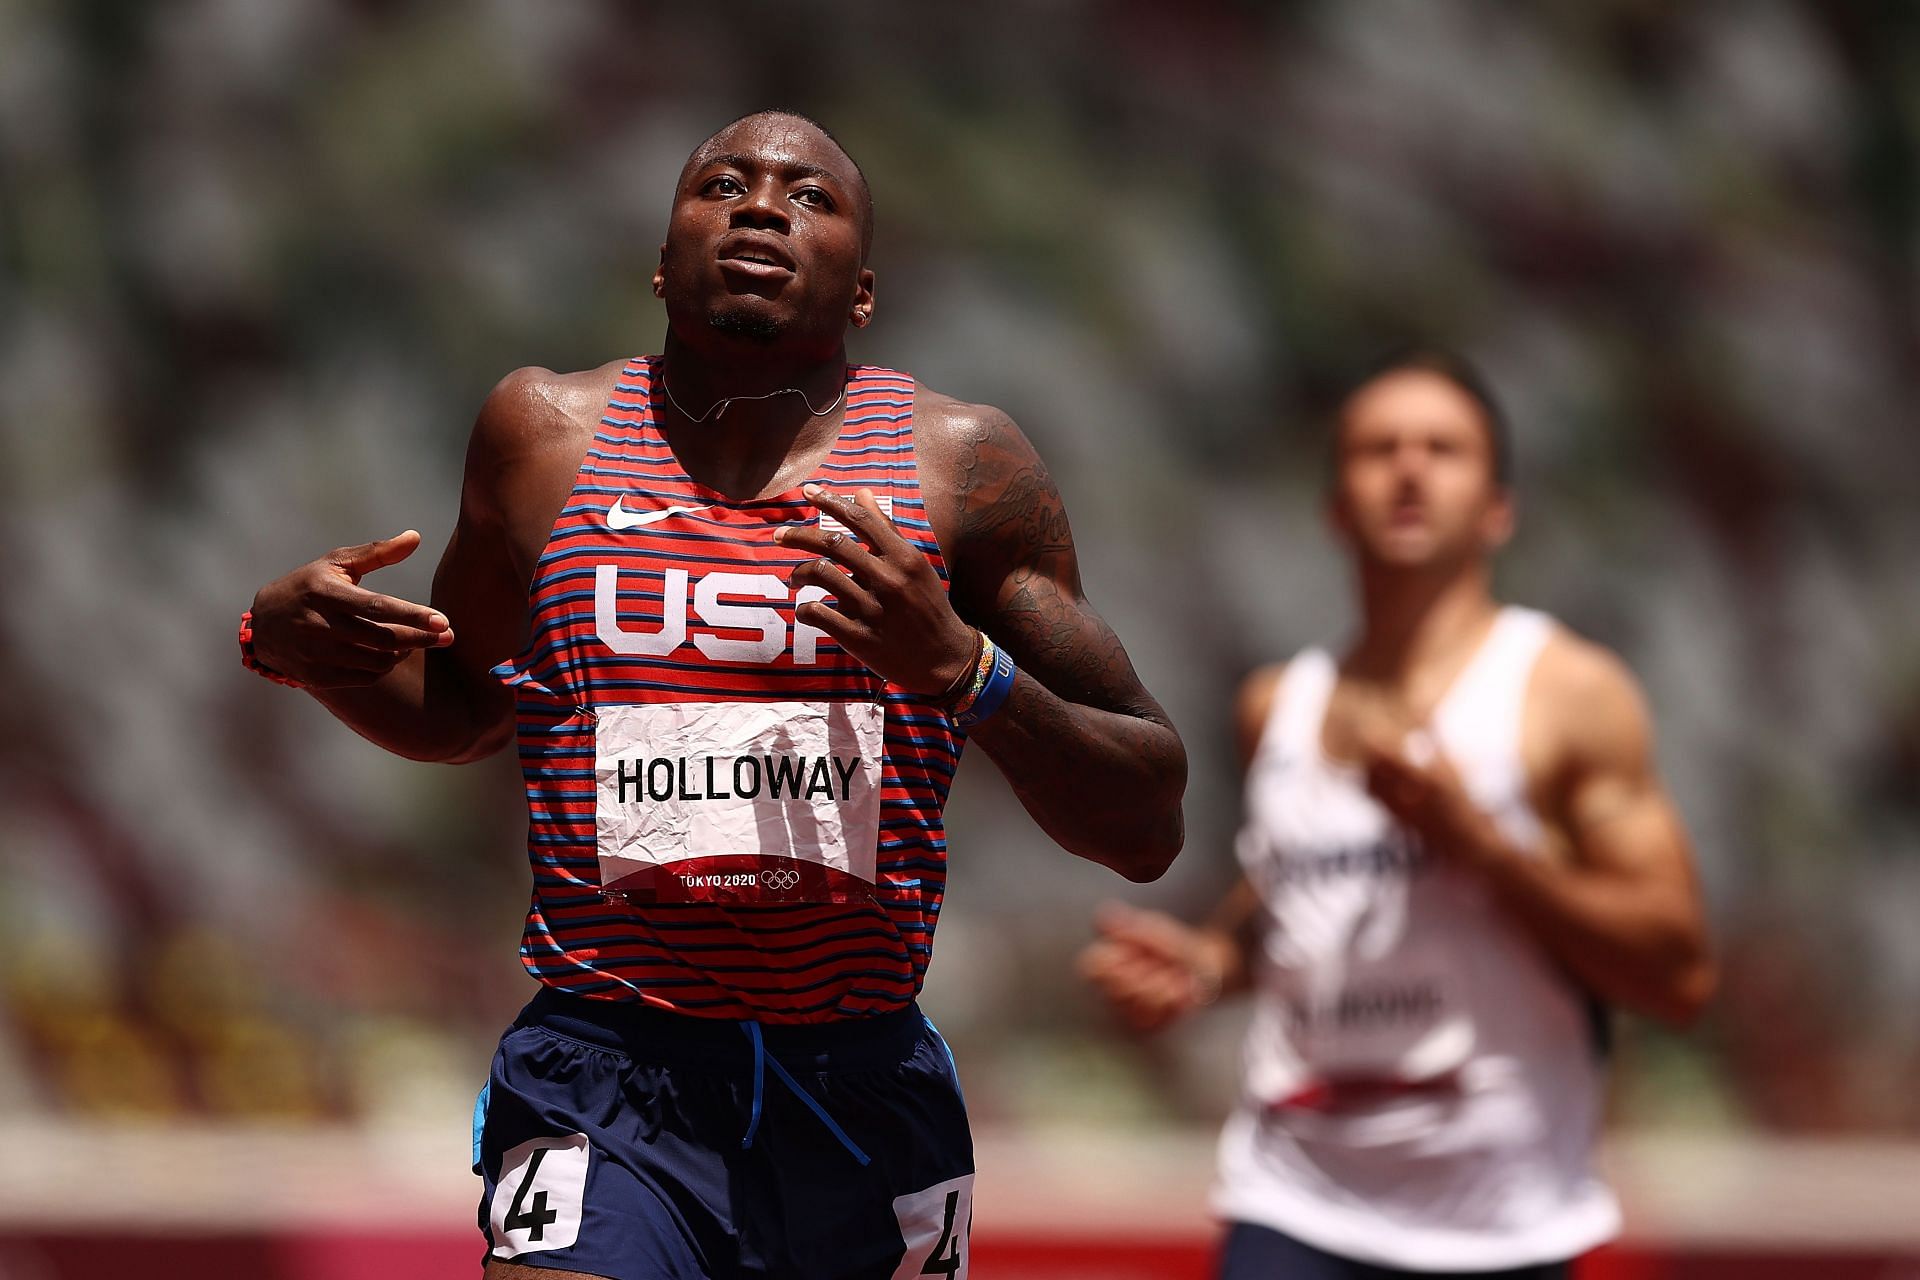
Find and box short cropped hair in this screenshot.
[1331,345,1514,489]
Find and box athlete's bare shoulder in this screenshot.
[907,384,1059,581]
[460,359,626,583]
[1528,623,1655,779]
[473,359,626,465]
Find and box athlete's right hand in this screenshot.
[1078,903,1228,1034]
[247,531,454,688]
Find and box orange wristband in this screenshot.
[238,610,304,689]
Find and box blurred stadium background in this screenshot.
[2,1,1917,1276]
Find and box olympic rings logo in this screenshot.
[760,867,801,892]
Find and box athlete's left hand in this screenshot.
[1359,730,1502,867]
[774,485,979,695]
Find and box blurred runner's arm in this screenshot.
[1080,666,1283,1030]
[246,368,585,763]
[1361,639,1717,1026]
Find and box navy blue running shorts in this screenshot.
[474,986,975,1279]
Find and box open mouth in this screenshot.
[719,259,794,281]
[718,234,796,277]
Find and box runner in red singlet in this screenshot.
[241,111,1187,1279]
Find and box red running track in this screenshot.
[0,1234,1912,1279]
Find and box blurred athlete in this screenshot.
[1082,349,1713,1279]
[241,110,1186,1280]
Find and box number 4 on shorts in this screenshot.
[505,1149,561,1239]
[920,1190,963,1277]
[890,1173,973,1280]
[489,1134,591,1259]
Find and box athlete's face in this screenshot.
[653,116,874,355]
[1329,370,1513,571]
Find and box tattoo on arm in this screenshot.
[951,411,1164,721]
[936,404,1187,873]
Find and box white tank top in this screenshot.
[1211,607,1620,1269]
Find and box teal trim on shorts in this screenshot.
[471,1080,490,1172]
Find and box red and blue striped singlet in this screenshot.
[493,358,964,1024]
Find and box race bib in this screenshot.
[594,700,885,904]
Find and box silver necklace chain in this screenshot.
[660,369,847,424]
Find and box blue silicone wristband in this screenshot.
[953,641,1017,729]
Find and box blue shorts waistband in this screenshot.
[515,985,927,1073]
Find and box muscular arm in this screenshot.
[933,404,1188,881]
[1368,638,1717,1026]
[1484,642,1716,1025]
[250,367,596,763]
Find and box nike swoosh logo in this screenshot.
[607,497,710,530]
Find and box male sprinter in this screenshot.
[241,111,1187,1279]
[1081,349,1713,1278]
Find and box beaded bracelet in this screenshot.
[944,633,995,713]
[950,633,1017,730]
[935,630,987,708]
[238,610,305,689]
